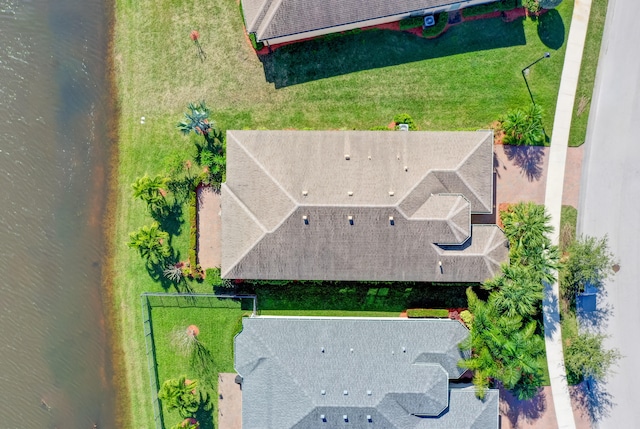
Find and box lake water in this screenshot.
[0,0,118,427]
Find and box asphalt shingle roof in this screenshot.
[242,0,460,41]
[221,130,508,281]
[235,317,499,429]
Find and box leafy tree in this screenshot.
[522,0,541,14]
[132,175,169,215]
[177,101,214,137]
[565,332,621,384]
[127,222,171,264]
[501,104,545,146]
[158,376,199,418]
[560,235,617,306]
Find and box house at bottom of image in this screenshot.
[221,130,508,282]
[235,317,499,429]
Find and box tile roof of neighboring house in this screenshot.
[235,317,499,429]
[242,0,456,42]
[221,130,508,281]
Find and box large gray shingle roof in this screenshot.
[235,317,499,429]
[221,130,508,281]
[242,0,459,42]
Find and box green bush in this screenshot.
[462,1,501,17]
[205,268,223,287]
[406,308,449,318]
[248,33,264,50]
[522,0,541,13]
[399,16,424,30]
[393,113,417,130]
[460,310,473,326]
[369,125,391,131]
[422,12,448,38]
[501,104,545,146]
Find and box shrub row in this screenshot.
[188,188,203,279]
[462,0,519,17]
[406,308,449,318]
[422,12,448,38]
[399,16,424,30]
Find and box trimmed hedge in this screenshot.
[399,16,424,30]
[406,308,450,318]
[462,0,519,17]
[422,12,448,38]
[188,188,202,279]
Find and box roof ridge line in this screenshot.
[454,131,494,213]
[220,185,267,279]
[256,0,285,40]
[228,131,298,219]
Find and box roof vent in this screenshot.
[345,154,350,160]
[389,191,394,196]
[321,390,326,395]
[397,154,400,160]
[368,155,371,160]
[343,390,348,395]
[367,390,372,396]
[402,346,406,353]
[404,166,408,172]
[350,348,354,352]
[389,216,394,226]
[321,347,325,353]
[348,215,354,225]
[303,215,309,225]
[347,191,353,196]
[367,415,372,422]
[321,414,326,422]
[302,190,308,196]
[343,415,348,422]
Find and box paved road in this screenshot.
[577,0,640,426]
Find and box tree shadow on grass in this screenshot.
[260,17,526,88]
[503,144,546,182]
[537,9,565,50]
[152,200,185,237]
[542,281,560,339]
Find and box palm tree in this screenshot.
[501,202,553,253]
[177,101,213,137]
[132,175,169,215]
[484,264,544,319]
[158,376,199,418]
[501,104,545,146]
[127,222,171,264]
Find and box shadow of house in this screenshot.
[260,17,526,88]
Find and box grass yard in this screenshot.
[569,0,609,147]
[111,0,576,427]
[150,305,248,429]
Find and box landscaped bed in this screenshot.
[111,0,575,426]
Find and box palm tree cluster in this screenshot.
[158,376,200,418]
[460,202,559,400]
[132,174,170,215]
[501,104,545,146]
[127,222,171,265]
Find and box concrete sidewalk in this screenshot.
[542,0,593,428]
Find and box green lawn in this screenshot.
[112,1,576,427]
[569,0,609,146]
[150,305,247,429]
